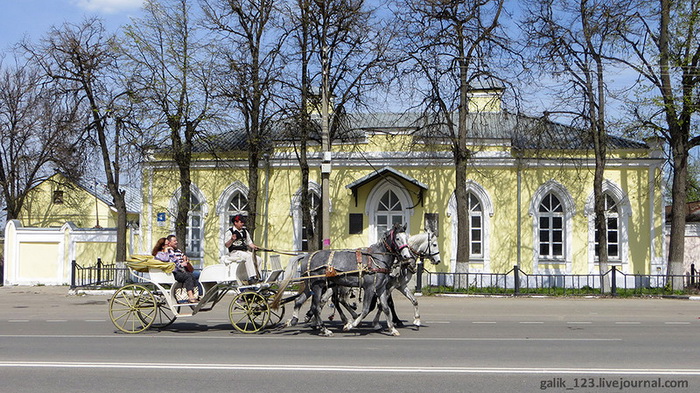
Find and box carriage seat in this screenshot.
[147,267,176,285]
[265,269,284,283]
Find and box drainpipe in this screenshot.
[263,154,271,274]
[516,153,522,269]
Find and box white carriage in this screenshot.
[108,255,285,334]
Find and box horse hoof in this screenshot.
[287,317,298,327]
[320,329,334,337]
[373,324,382,331]
[389,328,400,336]
[413,319,421,327]
[342,323,353,332]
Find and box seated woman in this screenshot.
[152,237,198,303]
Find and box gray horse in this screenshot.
[277,224,413,336]
[325,231,441,329]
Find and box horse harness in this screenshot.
[301,229,406,279]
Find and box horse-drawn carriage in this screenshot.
[108,224,440,336]
[108,258,286,334]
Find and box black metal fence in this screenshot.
[71,258,700,296]
[415,263,700,296]
[70,259,129,289]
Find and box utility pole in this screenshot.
[320,44,331,250]
[319,0,331,250]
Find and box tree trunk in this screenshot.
[667,139,688,290]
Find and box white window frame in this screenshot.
[585,180,631,273]
[529,180,575,273]
[366,180,413,245]
[447,180,493,273]
[216,181,249,256]
[290,182,322,251]
[169,184,208,259]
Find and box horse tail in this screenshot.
[270,254,304,309]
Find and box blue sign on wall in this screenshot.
[157,212,166,227]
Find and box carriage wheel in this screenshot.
[149,291,177,329]
[109,284,157,333]
[229,291,270,333]
[261,288,285,327]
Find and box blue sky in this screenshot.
[0,0,144,51]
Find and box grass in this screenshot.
[422,285,691,297]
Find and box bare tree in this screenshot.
[279,0,320,251]
[200,0,285,237]
[280,0,397,249]
[394,0,511,266]
[121,0,217,252]
[523,0,631,289]
[27,18,132,262]
[613,0,700,289]
[0,54,88,221]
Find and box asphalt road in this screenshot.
[1,286,699,392]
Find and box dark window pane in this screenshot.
[553,217,562,228]
[609,245,619,257]
[553,230,562,242]
[471,216,481,228]
[472,243,482,255]
[553,244,563,256]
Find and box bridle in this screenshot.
[383,228,409,258]
[410,232,440,262]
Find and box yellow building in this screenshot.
[18,172,140,230]
[140,90,665,276]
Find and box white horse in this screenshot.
[373,230,441,327]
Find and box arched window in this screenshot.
[375,189,405,241]
[301,192,321,251]
[538,193,564,259]
[530,180,575,272]
[186,193,204,256]
[216,181,250,256]
[467,192,483,257]
[169,185,208,259]
[585,181,631,271]
[447,180,493,272]
[226,191,249,224]
[291,183,322,251]
[594,194,620,260]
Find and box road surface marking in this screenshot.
[1,361,700,376]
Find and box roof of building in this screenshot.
[190,111,648,153]
[70,176,141,214]
[665,201,700,223]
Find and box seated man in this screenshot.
[223,215,262,284]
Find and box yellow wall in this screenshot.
[141,129,663,276]
[19,173,137,229]
[18,242,60,280]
